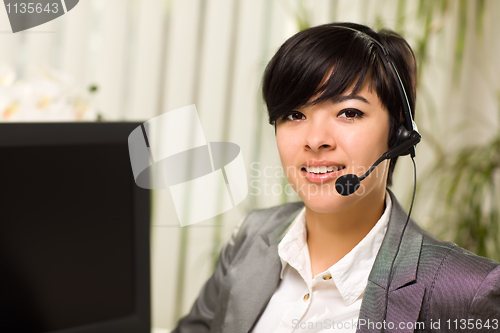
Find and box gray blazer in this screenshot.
[173,190,500,332]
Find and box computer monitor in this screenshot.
[0,122,151,333]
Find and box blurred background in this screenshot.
[0,0,499,330]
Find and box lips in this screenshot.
[300,160,346,184]
[303,165,345,174]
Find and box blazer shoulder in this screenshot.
[227,201,304,259]
[420,230,499,271]
[240,201,304,234]
[416,231,500,321]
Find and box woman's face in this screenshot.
[275,77,390,214]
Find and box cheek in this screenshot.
[276,130,297,166]
[276,130,304,187]
[339,120,390,164]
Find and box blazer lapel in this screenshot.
[357,190,425,333]
[221,204,303,333]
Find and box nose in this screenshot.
[304,116,336,152]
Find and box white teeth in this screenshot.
[304,166,343,174]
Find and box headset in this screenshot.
[333,25,421,196]
[331,25,421,331]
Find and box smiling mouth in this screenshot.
[301,166,346,174]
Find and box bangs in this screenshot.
[263,24,394,125]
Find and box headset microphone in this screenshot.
[335,129,420,196]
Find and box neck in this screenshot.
[305,189,387,276]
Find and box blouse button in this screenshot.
[303,293,310,301]
[322,273,332,280]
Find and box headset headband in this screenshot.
[335,25,419,135]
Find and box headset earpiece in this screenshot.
[392,125,417,157]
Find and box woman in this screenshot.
[173,22,500,333]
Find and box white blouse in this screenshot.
[252,191,392,333]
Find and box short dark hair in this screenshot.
[262,22,417,187]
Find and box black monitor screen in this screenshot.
[0,142,136,332]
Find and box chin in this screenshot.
[299,191,354,214]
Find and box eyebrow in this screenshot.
[331,95,370,104]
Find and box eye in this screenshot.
[282,111,305,121]
[338,108,364,120]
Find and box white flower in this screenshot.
[0,63,98,122]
